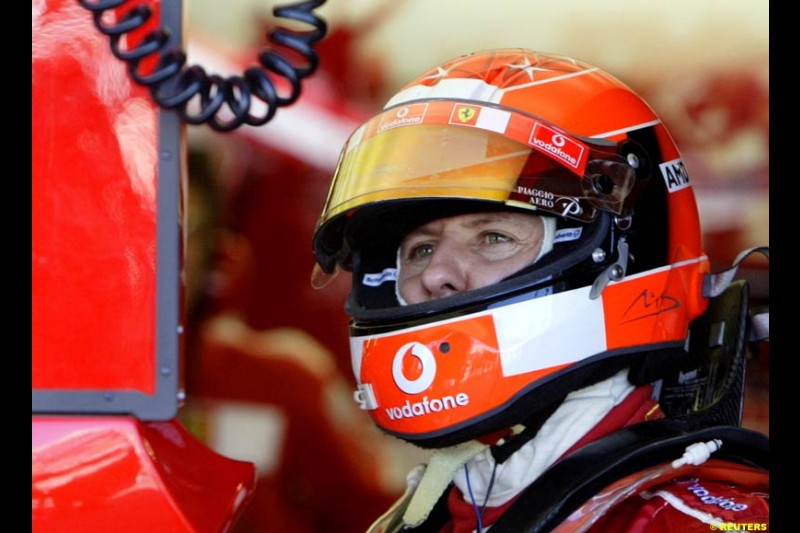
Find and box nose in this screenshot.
[419,247,468,299]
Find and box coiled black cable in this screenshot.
[77,0,327,131]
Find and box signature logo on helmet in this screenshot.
[392,342,436,394]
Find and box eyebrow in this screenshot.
[461,214,514,228]
[407,214,532,238]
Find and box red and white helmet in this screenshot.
[312,49,710,448]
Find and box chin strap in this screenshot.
[402,439,489,527]
[366,430,529,533]
[703,246,769,342]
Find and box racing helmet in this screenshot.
[312,49,710,448]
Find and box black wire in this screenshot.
[76,0,328,132]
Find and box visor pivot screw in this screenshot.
[592,248,607,263]
[592,174,615,195]
[439,342,451,354]
[626,152,641,169]
[614,215,633,231]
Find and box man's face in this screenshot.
[397,211,545,304]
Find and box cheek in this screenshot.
[467,268,510,291]
[397,276,423,305]
[469,252,539,289]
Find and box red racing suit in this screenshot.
[556,460,769,532]
[369,385,769,533]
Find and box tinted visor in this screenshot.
[314,101,635,272]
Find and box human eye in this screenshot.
[473,230,522,261]
[404,242,435,262]
[482,232,512,245]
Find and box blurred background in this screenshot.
[178,1,768,531]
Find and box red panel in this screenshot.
[32,1,160,393]
[32,416,256,533]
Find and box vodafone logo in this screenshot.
[392,342,436,394]
[385,341,471,423]
[529,123,584,169]
[378,103,428,131]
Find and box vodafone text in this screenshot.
[386,393,469,420]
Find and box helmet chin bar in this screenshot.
[589,237,629,299]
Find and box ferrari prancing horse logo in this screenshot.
[457,106,477,123]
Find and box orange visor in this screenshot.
[317,101,636,231]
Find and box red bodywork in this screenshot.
[32,416,254,532]
[32,2,256,530]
